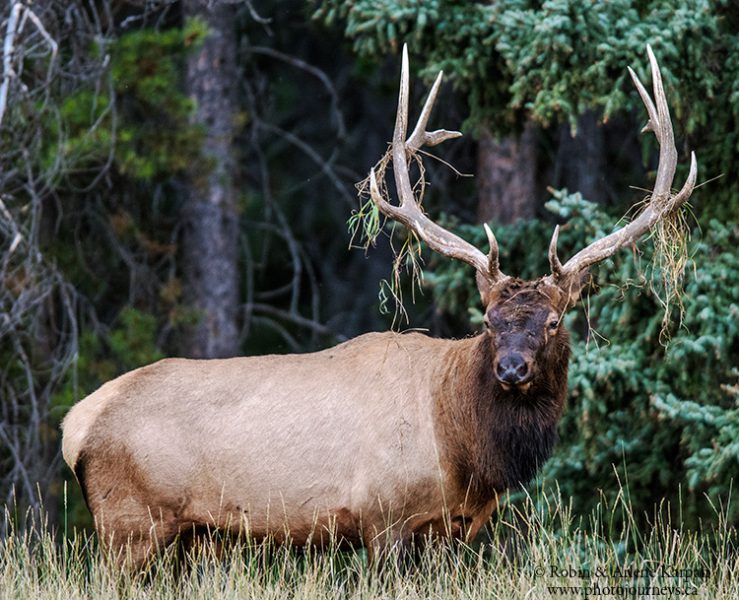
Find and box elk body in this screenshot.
[62,46,696,568]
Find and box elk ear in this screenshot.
[476,271,495,306]
[558,269,590,309]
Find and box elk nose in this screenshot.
[496,353,529,384]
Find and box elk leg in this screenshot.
[81,446,187,570]
[96,508,181,570]
[363,525,419,575]
[463,497,499,544]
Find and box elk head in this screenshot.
[368,45,697,393]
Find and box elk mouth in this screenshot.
[498,380,533,393]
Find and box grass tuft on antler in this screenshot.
[350,147,427,325]
[349,150,389,251]
[650,194,692,344]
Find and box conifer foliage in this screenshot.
[428,193,739,525]
[316,0,738,524]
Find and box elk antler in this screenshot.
[546,45,698,283]
[369,44,508,286]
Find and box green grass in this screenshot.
[1,485,736,599]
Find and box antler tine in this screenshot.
[483,223,502,280]
[548,225,564,278]
[391,44,411,209]
[407,69,463,150]
[643,44,677,199]
[547,46,698,282]
[369,44,508,284]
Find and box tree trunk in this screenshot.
[181,1,240,358]
[554,110,606,204]
[476,122,538,224]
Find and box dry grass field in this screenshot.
[1,484,736,599]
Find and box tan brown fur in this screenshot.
[62,277,575,569]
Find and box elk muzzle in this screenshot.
[494,352,533,390]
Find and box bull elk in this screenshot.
[62,45,696,568]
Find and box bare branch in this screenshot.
[0,0,108,523]
[0,3,22,127]
[249,303,342,340]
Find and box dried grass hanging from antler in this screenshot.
[350,148,427,325]
[650,192,692,344]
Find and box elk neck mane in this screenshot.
[433,330,570,507]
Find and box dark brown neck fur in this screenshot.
[434,332,570,508]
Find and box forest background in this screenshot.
[0,0,736,540]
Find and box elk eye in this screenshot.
[548,319,559,330]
